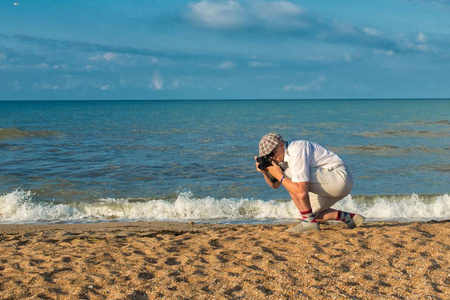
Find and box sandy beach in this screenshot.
[0,220,448,299]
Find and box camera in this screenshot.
[256,156,273,170]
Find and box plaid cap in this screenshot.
[258,133,282,157]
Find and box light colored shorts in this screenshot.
[307,165,353,214]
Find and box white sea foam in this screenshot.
[335,193,450,222]
[0,190,448,224]
[0,190,84,223]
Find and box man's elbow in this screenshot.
[295,191,308,199]
[271,183,281,189]
[292,183,309,199]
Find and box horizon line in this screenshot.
[1,97,449,102]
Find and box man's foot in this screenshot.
[347,214,365,229]
[285,221,320,233]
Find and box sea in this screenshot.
[0,99,448,224]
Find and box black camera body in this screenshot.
[256,156,273,170]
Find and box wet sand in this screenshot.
[0,220,448,299]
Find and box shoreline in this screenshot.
[0,217,446,232]
[0,218,447,233]
[1,220,448,299]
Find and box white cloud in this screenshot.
[150,70,164,90]
[249,0,304,26]
[89,54,102,61]
[362,28,382,36]
[248,61,273,68]
[186,1,431,55]
[373,49,395,56]
[283,75,326,91]
[253,0,303,16]
[397,33,435,52]
[417,44,433,51]
[187,0,247,29]
[0,63,49,70]
[100,84,111,90]
[33,82,59,90]
[90,52,119,61]
[218,60,235,69]
[187,0,306,30]
[52,63,68,69]
[416,32,427,43]
[103,52,118,61]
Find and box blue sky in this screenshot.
[1,0,450,100]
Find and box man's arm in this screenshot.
[278,178,311,211]
[262,170,281,189]
[267,164,311,211]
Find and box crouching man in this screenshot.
[255,133,365,233]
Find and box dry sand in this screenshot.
[0,220,448,299]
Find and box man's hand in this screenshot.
[266,161,283,181]
[254,156,265,174]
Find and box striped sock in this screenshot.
[301,209,317,223]
[336,211,355,224]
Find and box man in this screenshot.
[255,133,365,233]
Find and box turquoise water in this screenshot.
[0,99,448,223]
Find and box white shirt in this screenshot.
[283,140,344,182]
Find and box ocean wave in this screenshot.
[0,128,60,140]
[0,190,448,224]
[0,190,297,223]
[332,194,449,221]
